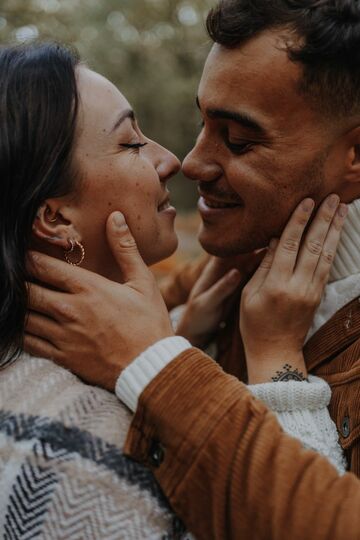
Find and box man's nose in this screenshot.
[182,145,222,183]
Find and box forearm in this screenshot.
[122,350,360,540]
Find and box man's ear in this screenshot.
[344,126,360,184]
[32,199,81,249]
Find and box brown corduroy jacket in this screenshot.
[124,259,360,540]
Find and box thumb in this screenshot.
[106,211,148,283]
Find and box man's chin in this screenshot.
[198,235,250,258]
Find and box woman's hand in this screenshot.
[240,194,347,384]
[176,252,265,348]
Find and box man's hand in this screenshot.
[25,212,174,391]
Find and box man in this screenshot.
[25,0,360,538]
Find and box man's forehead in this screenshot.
[198,34,308,127]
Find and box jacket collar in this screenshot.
[304,295,360,371]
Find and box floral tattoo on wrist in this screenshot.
[271,363,308,382]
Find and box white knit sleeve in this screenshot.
[248,375,347,474]
[115,337,192,412]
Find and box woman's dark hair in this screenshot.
[0,42,80,367]
[206,0,360,117]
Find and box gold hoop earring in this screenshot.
[64,239,85,266]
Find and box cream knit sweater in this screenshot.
[0,353,193,539]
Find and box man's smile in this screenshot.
[198,195,243,217]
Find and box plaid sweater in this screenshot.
[0,353,192,539]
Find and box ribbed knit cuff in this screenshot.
[248,375,330,412]
[115,337,192,412]
[248,375,346,474]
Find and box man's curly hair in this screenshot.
[206,1,360,118]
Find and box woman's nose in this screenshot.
[156,147,181,182]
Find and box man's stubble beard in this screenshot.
[197,150,328,259]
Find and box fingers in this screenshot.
[201,269,241,309]
[27,282,74,322]
[294,194,340,280]
[27,252,91,293]
[23,333,59,361]
[313,203,348,285]
[26,311,63,342]
[246,239,279,291]
[106,212,150,284]
[268,198,315,279]
[190,257,226,297]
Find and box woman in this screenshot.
[0,40,348,538]
[0,41,191,538]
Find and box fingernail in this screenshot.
[113,212,127,229]
[327,194,340,209]
[301,199,314,212]
[337,203,348,218]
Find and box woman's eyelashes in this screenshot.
[120,142,148,150]
[119,142,148,153]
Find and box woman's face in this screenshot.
[66,67,181,280]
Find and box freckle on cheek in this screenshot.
[108,202,112,207]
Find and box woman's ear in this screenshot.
[32,200,81,249]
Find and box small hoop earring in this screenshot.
[64,239,85,266]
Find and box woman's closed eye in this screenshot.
[120,142,148,152]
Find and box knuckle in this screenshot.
[118,236,137,251]
[259,253,273,269]
[56,301,76,321]
[306,239,323,256]
[281,238,299,253]
[322,249,335,264]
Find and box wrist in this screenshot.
[246,350,308,384]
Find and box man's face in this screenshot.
[182,31,347,256]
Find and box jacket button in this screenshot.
[149,441,165,468]
[341,416,350,438]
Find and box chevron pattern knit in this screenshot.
[0,354,193,539]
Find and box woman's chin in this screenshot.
[142,234,179,267]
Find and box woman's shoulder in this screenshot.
[0,352,132,448]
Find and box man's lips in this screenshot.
[198,194,243,210]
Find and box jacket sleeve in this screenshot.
[124,349,360,540]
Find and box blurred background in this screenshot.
[0,0,216,274]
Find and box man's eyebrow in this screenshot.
[110,109,135,133]
[196,96,265,136]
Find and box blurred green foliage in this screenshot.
[0,0,215,209]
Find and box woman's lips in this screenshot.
[158,196,176,216]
